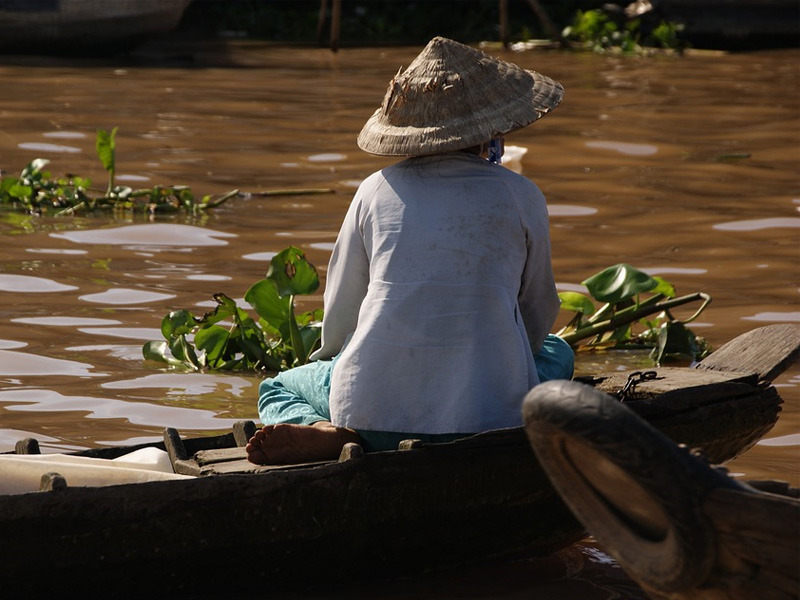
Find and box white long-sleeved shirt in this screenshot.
[310,151,560,434]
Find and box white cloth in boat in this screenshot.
[310,152,560,435]
[0,447,193,495]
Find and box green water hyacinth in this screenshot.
[143,247,323,373]
[0,127,237,216]
[556,263,711,364]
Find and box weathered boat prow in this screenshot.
[0,0,192,54]
[523,378,800,600]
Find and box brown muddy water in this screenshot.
[0,40,797,599]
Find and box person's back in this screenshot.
[324,152,559,435]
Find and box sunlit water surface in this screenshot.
[0,41,797,599]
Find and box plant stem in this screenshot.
[559,292,712,346]
[243,188,334,197]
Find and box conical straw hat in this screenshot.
[357,36,564,156]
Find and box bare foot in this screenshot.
[245,421,363,465]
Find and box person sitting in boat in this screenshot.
[246,36,574,465]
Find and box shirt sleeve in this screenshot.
[516,184,561,353]
[309,192,370,361]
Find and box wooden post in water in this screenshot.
[330,0,342,52]
[317,0,341,51]
[499,0,509,47]
[316,0,328,46]
[523,0,560,40]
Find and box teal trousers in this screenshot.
[257,334,575,452]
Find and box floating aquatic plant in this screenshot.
[0,128,237,216]
[556,263,711,364]
[143,246,323,373]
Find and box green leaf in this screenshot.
[142,340,184,367]
[651,321,698,364]
[651,276,676,298]
[20,159,50,179]
[266,246,320,297]
[8,183,33,200]
[0,176,19,194]
[196,295,236,327]
[161,310,196,340]
[245,279,291,330]
[96,127,117,173]
[558,291,596,315]
[296,324,322,363]
[582,263,658,304]
[194,325,230,365]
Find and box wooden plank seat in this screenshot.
[163,420,368,476]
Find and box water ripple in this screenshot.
[17,142,81,153]
[585,140,658,156]
[79,288,175,305]
[0,350,102,377]
[51,223,236,247]
[743,311,800,322]
[0,389,241,429]
[0,274,78,293]
[12,317,121,326]
[101,373,253,397]
[548,204,598,217]
[714,217,800,231]
[42,131,87,139]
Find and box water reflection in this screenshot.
[12,316,121,326]
[17,142,81,153]
[51,223,236,247]
[0,388,240,430]
[77,327,163,340]
[101,372,253,398]
[0,274,78,293]
[642,267,708,275]
[714,217,800,231]
[759,433,800,446]
[308,152,347,162]
[116,174,151,182]
[42,131,87,139]
[0,349,103,377]
[548,204,598,216]
[309,242,335,251]
[743,311,800,322]
[67,344,146,361]
[186,274,231,281]
[25,248,87,255]
[0,339,26,350]
[242,251,277,261]
[79,288,175,305]
[585,140,659,156]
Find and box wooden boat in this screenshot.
[522,375,800,600]
[1,324,797,598]
[0,0,192,54]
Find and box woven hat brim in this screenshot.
[357,38,564,156]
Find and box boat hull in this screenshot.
[0,0,192,53]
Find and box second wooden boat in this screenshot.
[523,375,799,600]
[0,0,192,54]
